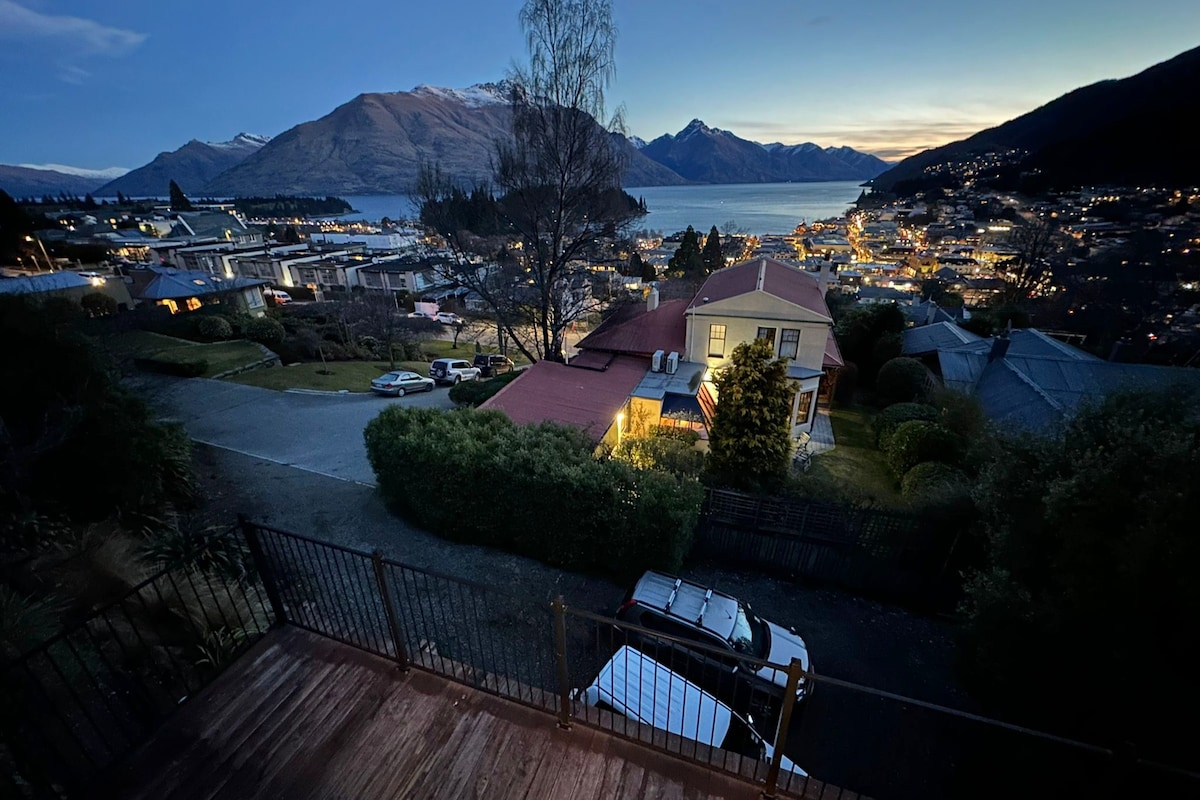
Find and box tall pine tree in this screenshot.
[168,179,193,211]
[668,225,704,279]
[701,225,724,274]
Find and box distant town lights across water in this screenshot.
[333,181,865,237]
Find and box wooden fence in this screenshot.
[693,488,959,607]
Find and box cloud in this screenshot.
[0,1,146,81]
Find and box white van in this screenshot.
[579,646,804,776]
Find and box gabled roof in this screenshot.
[133,266,267,300]
[0,271,91,295]
[903,321,983,357]
[479,355,649,443]
[688,258,831,320]
[172,211,248,239]
[576,299,688,357]
[824,329,844,368]
[944,328,1101,362]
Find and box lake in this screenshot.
[333,180,865,236]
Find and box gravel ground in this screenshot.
[194,443,996,799]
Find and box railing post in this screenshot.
[552,595,572,730]
[239,514,287,627]
[762,657,805,799]
[371,551,410,671]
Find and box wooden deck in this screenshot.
[104,627,765,799]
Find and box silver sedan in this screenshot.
[370,370,434,397]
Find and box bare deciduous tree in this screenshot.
[999,216,1066,302]
[415,0,642,362]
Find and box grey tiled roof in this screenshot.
[902,321,981,356]
[0,271,91,294]
[135,266,266,300]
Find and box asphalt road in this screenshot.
[145,377,455,485]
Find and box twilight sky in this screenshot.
[1,0,1197,171]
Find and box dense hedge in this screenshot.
[885,420,962,476]
[448,370,521,406]
[133,357,208,377]
[901,461,968,503]
[875,357,933,407]
[244,316,285,346]
[196,315,232,341]
[873,402,940,447]
[364,407,703,579]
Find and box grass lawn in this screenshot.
[422,338,530,365]
[227,360,431,393]
[102,331,266,378]
[810,405,905,508]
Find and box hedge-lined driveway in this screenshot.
[148,377,456,484]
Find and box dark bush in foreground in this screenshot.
[196,315,232,341]
[873,402,940,447]
[885,420,962,476]
[244,316,285,346]
[364,407,703,579]
[133,357,208,377]
[875,357,933,406]
[448,370,521,406]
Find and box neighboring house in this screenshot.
[900,298,969,328]
[482,257,842,447]
[128,266,269,316]
[901,320,982,359]
[934,328,1200,432]
[0,270,134,309]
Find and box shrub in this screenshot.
[448,370,520,407]
[901,461,967,504]
[873,402,940,447]
[133,357,208,377]
[244,316,285,346]
[832,362,858,404]
[885,420,962,477]
[612,435,705,480]
[80,292,117,318]
[875,357,933,407]
[196,315,232,341]
[930,386,987,440]
[364,407,703,579]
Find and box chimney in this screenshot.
[987,334,1011,363]
[926,301,938,326]
[818,262,833,295]
[646,286,659,312]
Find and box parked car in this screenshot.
[578,646,804,776]
[614,570,813,712]
[472,353,515,377]
[429,358,481,385]
[370,370,434,396]
[408,310,435,320]
[436,312,462,325]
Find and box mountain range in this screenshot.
[871,44,1200,192]
[1,84,889,199]
[95,134,271,197]
[0,165,121,198]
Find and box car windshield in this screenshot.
[728,604,767,658]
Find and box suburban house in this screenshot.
[128,266,269,316]
[481,257,843,448]
[903,325,1200,432]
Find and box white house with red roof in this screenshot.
[481,257,842,448]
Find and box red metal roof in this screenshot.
[479,355,649,443]
[576,299,688,357]
[689,258,831,319]
[824,329,845,368]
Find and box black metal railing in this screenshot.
[1,526,270,798]
[8,518,1198,800]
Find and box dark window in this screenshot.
[756,327,777,350]
[708,324,727,358]
[780,329,800,359]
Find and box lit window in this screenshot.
[796,391,814,426]
[756,327,777,349]
[708,324,726,358]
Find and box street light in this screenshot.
[25,235,53,272]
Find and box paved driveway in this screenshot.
[149,378,456,485]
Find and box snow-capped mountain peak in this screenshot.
[412,82,513,107]
[627,135,648,149]
[206,133,271,149]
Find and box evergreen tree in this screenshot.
[701,225,724,274]
[168,180,193,211]
[667,225,704,279]
[641,257,657,283]
[625,251,645,278]
[83,194,97,210]
[116,191,128,205]
[706,338,795,492]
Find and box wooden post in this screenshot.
[762,657,805,798]
[239,515,286,627]
[371,551,410,671]
[552,595,572,730]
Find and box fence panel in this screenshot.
[1,529,269,796]
[695,488,955,605]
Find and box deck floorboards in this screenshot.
[105,627,764,800]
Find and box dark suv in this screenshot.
[614,570,812,713]
[472,353,515,377]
